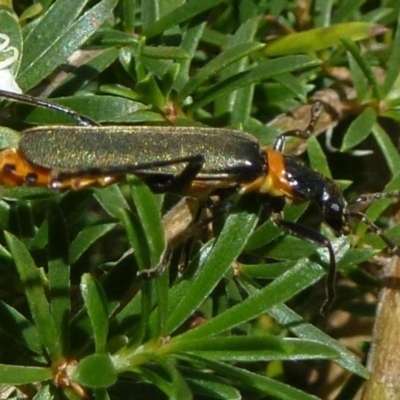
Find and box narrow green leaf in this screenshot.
[0,300,42,355]
[339,248,379,273]
[177,258,325,341]
[263,235,316,260]
[364,198,398,230]
[160,358,193,400]
[136,72,166,109]
[11,201,35,238]
[128,178,168,336]
[5,232,61,361]
[385,171,400,192]
[167,336,338,361]
[19,3,43,21]
[307,136,332,177]
[165,210,258,334]
[81,274,109,354]
[110,183,162,343]
[20,0,88,76]
[141,0,159,30]
[94,185,130,218]
[347,47,368,102]
[158,0,188,17]
[18,0,118,90]
[220,17,260,124]
[143,0,225,38]
[341,107,376,152]
[267,304,368,378]
[178,355,321,400]
[245,203,309,252]
[102,109,165,124]
[244,220,283,251]
[69,223,117,265]
[179,41,265,100]
[201,27,229,48]
[137,355,193,400]
[189,56,319,110]
[331,0,366,25]
[178,260,318,340]
[23,95,147,124]
[240,261,296,279]
[185,372,240,400]
[382,7,400,97]
[47,202,70,355]
[120,0,136,32]
[372,122,400,176]
[264,22,386,56]
[272,73,309,102]
[128,178,164,266]
[3,186,59,200]
[342,38,381,100]
[313,0,333,27]
[173,22,206,91]
[143,45,189,60]
[159,63,181,99]
[0,364,52,384]
[114,207,149,273]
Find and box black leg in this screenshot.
[145,154,205,193]
[272,215,336,315]
[54,154,206,194]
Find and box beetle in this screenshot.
[0,89,395,313]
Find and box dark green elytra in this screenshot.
[18,126,265,182]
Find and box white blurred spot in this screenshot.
[0,33,22,94]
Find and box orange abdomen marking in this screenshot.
[0,149,119,190]
[238,149,294,198]
[264,149,294,198]
[0,149,52,187]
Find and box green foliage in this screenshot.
[0,0,399,399]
